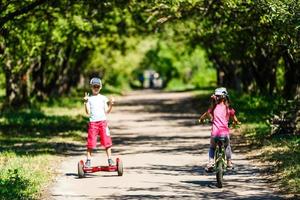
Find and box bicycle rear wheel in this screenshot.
[216,161,223,188]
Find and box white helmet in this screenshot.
[214,87,228,96]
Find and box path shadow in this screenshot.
[65,173,78,177]
[116,90,211,115]
[0,109,87,156]
[112,134,210,155]
[182,180,216,188]
[95,189,281,200]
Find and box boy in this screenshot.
[83,77,115,167]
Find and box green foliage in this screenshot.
[1,0,299,107]
[261,136,300,194]
[140,39,216,89]
[146,0,299,97]
[0,108,85,137]
[230,92,275,123]
[229,90,299,195]
[0,0,142,106]
[165,78,194,91]
[0,168,36,200]
[189,48,216,88]
[0,102,88,198]
[0,104,86,155]
[0,151,55,200]
[276,58,285,92]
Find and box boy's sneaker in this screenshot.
[108,158,115,166]
[85,159,91,168]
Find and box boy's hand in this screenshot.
[83,92,89,103]
[109,96,115,105]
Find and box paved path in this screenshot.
[49,90,281,200]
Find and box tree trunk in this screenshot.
[56,36,74,95]
[283,51,300,99]
[4,62,29,107]
[65,48,90,91]
[31,47,46,100]
[250,47,279,95]
[269,62,277,95]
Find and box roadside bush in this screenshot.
[0,151,54,200]
[0,169,37,200]
[166,78,195,91]
[230,91,300,195]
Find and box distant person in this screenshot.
[138,73,144,88]
[83,77,115,167]
[198,87,240,171]
[149,73,155,88]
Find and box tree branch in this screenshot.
[0,0,47,27]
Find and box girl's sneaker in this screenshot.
[205,162,214,172]
[108,158,115,166]
[85,159,91,168]
[227,161,234,170]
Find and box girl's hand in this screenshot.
[83,92,89,103]
[232,120,241,128]
[199,118,211,124]
[235,121,241,125]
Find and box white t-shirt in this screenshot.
[87,94,109,122]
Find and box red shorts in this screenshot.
[87,120,112,149]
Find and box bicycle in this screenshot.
[199,119,240,188]
[213,136,228,188]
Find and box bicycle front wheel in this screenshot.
[216,161,223,188]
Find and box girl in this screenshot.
[199,87,240,171]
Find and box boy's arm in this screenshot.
[83,92,90,115]
[106,96,115,114]
[84,102,90,115]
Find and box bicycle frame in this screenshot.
[214,138,227,170]
[213,137,227,188]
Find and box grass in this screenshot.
[0,152,56,200]
[260,136,300,194]
[228,91,300,196]
[0,98,87,199]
